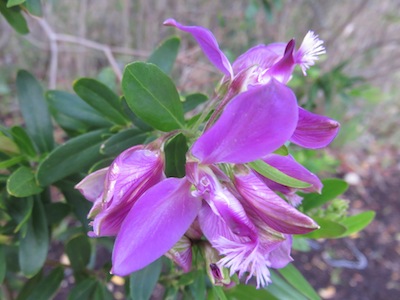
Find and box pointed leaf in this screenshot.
[122,62,185,131]
[0,134,19,154]
[100,128,148,156]
[148,36,180,74]
[7,166,43,197]
[36,129,108,186]
[4,196,33,234]
[16,70,54,153]
[0,0,29,34]
[278,264,320,300]
[73,78,128,125]
[300,217,346,239]
[7,0,25,7]
[183,93,208,113]
[129,258,162,300]
[249,160,311,188]
[10,126,37,157]
[338,211,375,237]
[19,198,49,277]
[266,271,307,300]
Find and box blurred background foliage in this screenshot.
[0,0,399,299]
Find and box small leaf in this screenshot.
[129,258,162,300]
[10,126,37,157]
[249,160,311,188]
[6,0,25,7]
[338,211,375,238]
[278,264,320,300]
[0,155,25,169]
[0,0,29,34]
[122,62,185,131]
[100,128,148,156]
[301,178,349,212]
[164,134,188,178]
[24,0,42,16]
[73,78,128,126]
[66,234,91,272]
[36,129,108,186]
[17,70,54,153]
[19,198,49,277]
[26,267,64,300]
[299,217,347,239]
[68,278,98,300]
[183,93,208,113]
[7,166,43,197]
[0,134,19,154]
[148,36,180,74]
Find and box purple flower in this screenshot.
[75,145,165,237]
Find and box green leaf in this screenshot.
[188,271,206,300]
[16,271,43,300]
[68,278,98,300]
[0,0,29,34]
[292,237,311,252]
[46,90,112,133]
[130,258,162,300]
[301,178,349,212]
[278,264,320,300]
[225,284,278,300]
[36,129,107,186]
[148,36,180,74]
[100,128,148,156]
[164,133,188,178]
[122,62,185,131]
[248,160,311,188]
[16,70,54,153]
[73,78,128,126]
[212,286,227,300]
[66,234,91,272]
[26,267,64,300]
[0,134,19,154]
[10,126,37,157]
[300,217,347,239]
[0,155,25,169]
[6,0,25,7]
[183,93,208,113]
[121,97,154,132]
[0,246,5,284]
[338,211,375,238]
[273,145,289,156]
[24,0,42,16]
[93,282,114,300]
[4,196,33,234]
[266,271,307,300]
[44,202,71,225]
[19,198,49,277]
[7,166,43,197]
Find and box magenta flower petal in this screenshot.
[163,18,233,78]
[191,81,298,164]
[290,107,340,149]
[267,235,293,268]
[75,167,108,202]
[112,178,201,276]
[235,171,319,234]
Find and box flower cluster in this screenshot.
[76,19,339,287]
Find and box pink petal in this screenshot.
[290,107,340,149]
[75,167,108,202]
[112,178,201,276]
[163,18,233,78]
[191,81,298,164]
[267,235,293,268]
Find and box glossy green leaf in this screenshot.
[148,36,180,74]
[183,93,208,113]
[0,155,25,169]
[4,196,33,234]
[68,278,98,300]
[17,70,54,153]
[100,128,148,156]
[0,246,5,284]
[338,211,375,237]
[46,90,112,133]
[278,264,320,300]
[19,198,49,277]
[249,160,311,188]
[225,284,278,300]
[130,258,162,300]
[121,97,153,132]
[10,126,36,157]
[6,0,24,7]
[26,267,64,300]
[37,129,107,186]
[0,0,29,34]
[266,271,307,300]
[0,134,19,154]
[44,202,71,225]
[301,178,349,212]
[7,166,43,197]
[24,0,42,16]
[66,234,91,272]
[164,133,188,178]
[73,78,128,126]
[122,62,185,131]
[300,217,347,239]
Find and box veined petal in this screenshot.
[267,235,293,269]
[191,81,298,164]
[165,235,193,273]
[235,171,319,234]
[112,178,201,276]
[290,107,340,149]
[163,18,233,78]
[75,167,108,202]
